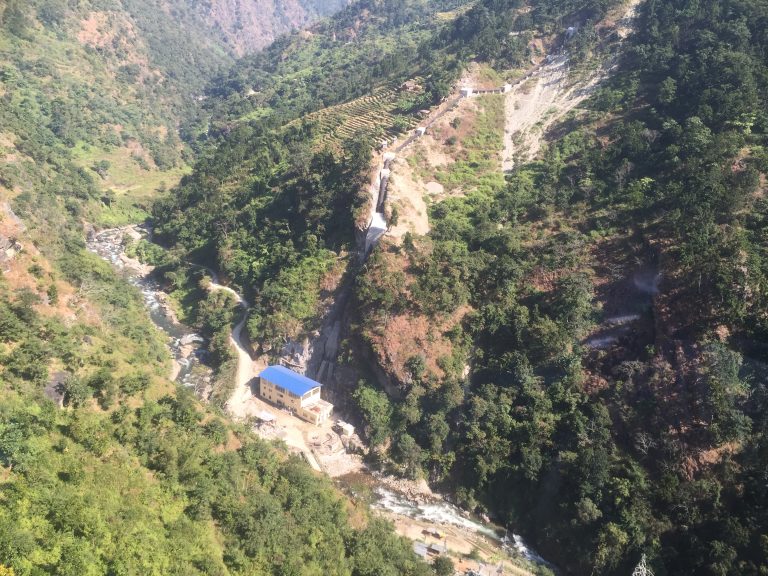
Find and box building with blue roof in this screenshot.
[258,365,333,425]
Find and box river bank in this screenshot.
[336,470,551,574]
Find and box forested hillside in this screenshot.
[153,0,768,573]
[0,0,352,227]
[152,0,484,351]
[0,1,433,574]
[353,0,768,573]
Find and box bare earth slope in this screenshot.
[502,0,643,170]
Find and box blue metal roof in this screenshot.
[259,365,321,396]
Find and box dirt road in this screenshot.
[201,279,325,471]
[223,312,257,415]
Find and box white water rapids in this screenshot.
[373,486,553,570]
[86,226,214,393]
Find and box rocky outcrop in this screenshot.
[280,337,313,372]
[307,284,352,385]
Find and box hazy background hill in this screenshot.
[195,0,351,56]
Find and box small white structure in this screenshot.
[256,410,277,423]
[380,168,391,180]
[460,86,474,98]
[383,152,396,162]
[334,420,355,436]
[365,212,388,253]
[415,127,426,136]
[566,26,576,39]
[502,83,513,93]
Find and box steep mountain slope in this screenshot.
[0,2,434,574]
[197,0,351,56]
[352,0,768,573]
[151,0,478,351]
[0,0,351,227]
[0,0,230,228]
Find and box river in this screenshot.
[86,226,214,396]
[331,455,553,570]
[372,485,551,567]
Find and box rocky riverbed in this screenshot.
[86,225,214,397]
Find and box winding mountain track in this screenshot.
[180,263,260,407]
[190,264,323,471]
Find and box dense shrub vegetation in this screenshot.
[352,0,768,573]
[153,128,371,349]
[152,0,583,350]
[0,368,429,574]
[0,1,433,574]
[152,0,482,349]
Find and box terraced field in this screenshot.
[285,87,417,148]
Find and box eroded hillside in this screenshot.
[358,0,642,387]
